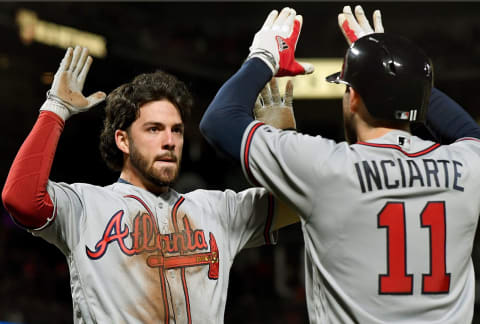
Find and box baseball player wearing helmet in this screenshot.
[1,45,300,323]
[201,6,480,324]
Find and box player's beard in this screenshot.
[128,140,181,188]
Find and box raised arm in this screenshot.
[1,46,105,229]
[200,7,311,160]
[425,88,480,142]
[338,5,480,142]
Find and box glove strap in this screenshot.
[40,91,77,121]
[247,50,277,74]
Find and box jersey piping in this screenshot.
[125,194,170,323]
[356,141,441,157]
[171,196,191,324]
[243,122,265,186]
[455,137,480,143]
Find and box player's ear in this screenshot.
[349,87,361,114]
[115,129,130,154]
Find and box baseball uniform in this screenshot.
[241,121,480,323]
[30,178,277,323]
[1,46,280,324]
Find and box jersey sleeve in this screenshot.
[30,181,86,255]
[222,187,277,254]
[240,121,338,219]
[453,137,480,157]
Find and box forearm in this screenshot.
[2,46,103,229]
[426,88,480,142]
[2,111,64,229]
[200,58,272,160]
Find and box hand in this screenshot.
[338,5,384,45]
[248,7,314,77]
[254,78,296,130]
[40,46,106,120]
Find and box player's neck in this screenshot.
[355,110,410,142]
[119,168,169,195]
[356,127,396,142]
[356,124,410,143]
[353,102,410,142]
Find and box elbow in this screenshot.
[199,117,207,137]
[2,185,24,225]
[2,182,53,229]
[2,184,17,216]
[199,113,215,143]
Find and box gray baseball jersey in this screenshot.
[241,121,480,323]
[30,180,277,323]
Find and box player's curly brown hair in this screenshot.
[99,71,193,172]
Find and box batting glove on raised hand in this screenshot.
[248,7,314,77]
[40,46,106,120]
[254,78,296,130]
[338,5,384,45]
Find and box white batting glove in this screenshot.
[40,46,106,120]
[254,78,296,130]
[248,7,314,77]
[338,5,384,45]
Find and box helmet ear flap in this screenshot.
[380,46,397,77]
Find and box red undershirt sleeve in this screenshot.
[2,111,65,229]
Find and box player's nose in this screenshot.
[161,129,175,149]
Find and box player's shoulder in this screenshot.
[49,181,111,192]
[446,137,480,156]
[351,132,437,156]
[50,181,139,200]
[249,123,346,160]
[248,122,338,145]
[451,137,480,146]
[183,187,267,203]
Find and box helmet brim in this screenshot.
[326,72,341,83]
[326,72,350,86]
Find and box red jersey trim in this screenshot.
[455,137,480,143]
[124,194,171,321]
[356,142,441,157]
[124,195,158,228]
[171,196,185,232]
[243,122,264,186]
[171,196,191,324]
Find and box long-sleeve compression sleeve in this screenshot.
[426,88,480,142]
[200,58,272,160]
[2,111,64,229]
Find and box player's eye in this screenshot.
[173,126,184,135]
[148,127,158,133]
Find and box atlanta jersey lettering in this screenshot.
[241,121,480,324]
[30,181,277,323]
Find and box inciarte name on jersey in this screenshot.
[354,158,464,193]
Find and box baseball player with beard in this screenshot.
[201,6,480,324]
[1,42,305,322]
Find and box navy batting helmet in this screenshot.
[326,33,433,122]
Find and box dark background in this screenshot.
[1,1,480,323]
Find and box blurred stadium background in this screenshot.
[1,2,480,323]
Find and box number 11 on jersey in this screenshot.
[378,201,451,295]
